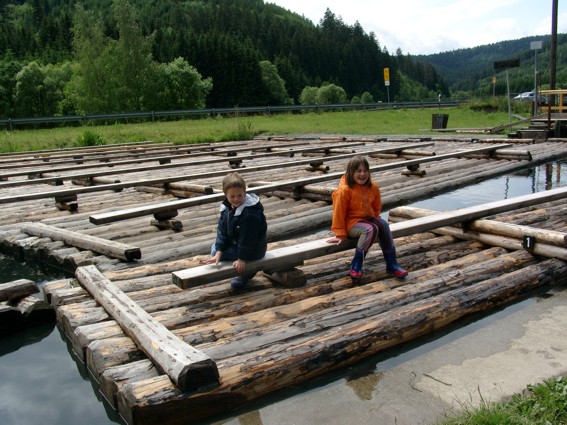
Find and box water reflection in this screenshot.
[412,161,567,211]
[0,321,55,357]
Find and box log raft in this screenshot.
[0,136,566,424]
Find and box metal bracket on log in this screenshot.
[306,161,329,173]
[153,210,179,221]
[229,159,243,168]
[401,163,426,177]
[151,209,182,230]
[55,193,78,212]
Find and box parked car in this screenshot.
[513,91,547,105]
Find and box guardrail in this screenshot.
[0,99,466,130]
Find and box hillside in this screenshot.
[418,34,567,96]
[0,0,447,118]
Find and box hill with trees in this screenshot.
[417,34,567,98]
[0,0,447,119]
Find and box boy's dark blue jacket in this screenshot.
[215,193,267,261]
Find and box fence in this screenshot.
[0,99,465,131]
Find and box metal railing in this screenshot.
[0,99,465,130]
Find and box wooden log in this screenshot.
[390,186,567,238]
[117,258,567,425]
[100,360,160,408]
[0,279,38,302]
[76,265,220,392]
[87,337,145,379]
[390,206,567,247]
[174,247,516,346]
[21,222,141,261]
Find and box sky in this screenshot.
[267,0,566,55]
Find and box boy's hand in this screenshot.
[199,251,222,265]
[233,259,246,274]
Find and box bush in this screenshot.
[76,130,105,147]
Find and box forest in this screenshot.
[0,0,448,119]
[0,0,565,120]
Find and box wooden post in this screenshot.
[21,222,141,261]
[75,265,220,392]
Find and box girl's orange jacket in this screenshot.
[331,175,382,238]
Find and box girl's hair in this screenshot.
[222,172,247,194]
[345,155,373,188]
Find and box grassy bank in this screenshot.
[441,375,567,425]
[1,105,515,153]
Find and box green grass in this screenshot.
[1,105,517,153]
[440,376,567,425]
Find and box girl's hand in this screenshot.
[233,259,246,274]
[327,236,346,245]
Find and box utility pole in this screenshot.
[531,41,542,117]
[549,0,558,106]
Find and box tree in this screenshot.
[316,83,347,104]
[299,86,318,105]
[156,57,212,110]
[68,4,112,114]
[259,60,293,105]
[361,91,373,103]
[13,61,73,117]
[108,0,157,112]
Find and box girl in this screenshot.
[327,155,408,281]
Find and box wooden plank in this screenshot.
[89,143,512,224]
[21,222,141,261]
[0,141,358,186]
[172,238,357,288]
[75,265,219,392]
[172,186,567,288]
[391,186,567,238]
[0,279,38,302]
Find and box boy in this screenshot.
[200,172,267,289]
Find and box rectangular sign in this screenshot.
[383,67,390,86]
[493,59,520,69]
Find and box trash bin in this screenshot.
[432,114,449,129]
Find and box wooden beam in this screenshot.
[0,141,357,186]
[389,206,567,247]
[75,265,219,392]
[390,186,567,238]
[172,186,567,288]
[172,239,356,289]
[21,222,141,261]
[89,143,510,224]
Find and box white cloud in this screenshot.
[268,0,565,54]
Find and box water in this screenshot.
[0,160,566,425]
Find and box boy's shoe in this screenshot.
[230,276,247,289]
[387,265,408,279]
[230,273,255,290]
